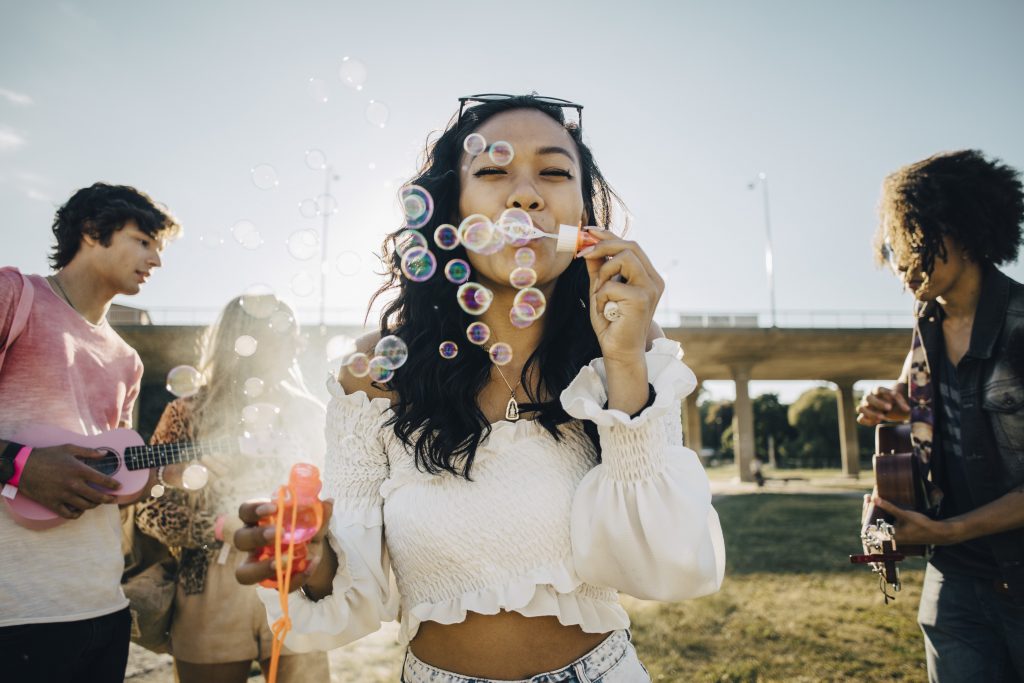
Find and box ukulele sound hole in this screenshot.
[87,448,120,476]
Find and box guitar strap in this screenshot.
[0,268,35,374]
[908,318,934,464]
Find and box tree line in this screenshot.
[698,387,875,469]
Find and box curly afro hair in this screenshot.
[875,149,1023,275]
[50,183,181,269]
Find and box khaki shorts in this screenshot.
[170,545,328,678]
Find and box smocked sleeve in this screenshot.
[563,338,726,601]
[256,377,398,651]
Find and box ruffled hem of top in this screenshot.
[398,562,629,646]
[326,374,394,413]
[560,337,696,428]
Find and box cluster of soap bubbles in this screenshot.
[341,334,409,383]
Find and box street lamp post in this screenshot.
[749,172,777,327]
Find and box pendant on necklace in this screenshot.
[505,396,520,422]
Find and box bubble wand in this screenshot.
[266,477,324,683]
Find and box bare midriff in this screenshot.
[409,611,611,679]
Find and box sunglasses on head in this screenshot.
[457,93,584,132]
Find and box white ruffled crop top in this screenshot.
[257,338,725,651]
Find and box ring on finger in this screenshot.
[602,301,623,322]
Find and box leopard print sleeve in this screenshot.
[135,398,218,549]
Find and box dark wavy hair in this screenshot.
[875,149,1024,274]
[369,95,626,478]
[50,182,182,268]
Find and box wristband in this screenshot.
[8,446,33,488]
[214,514,226,542]
[602,383,657,418]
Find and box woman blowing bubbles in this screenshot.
[234,94,725,682]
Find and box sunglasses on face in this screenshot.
[457,93,584,132]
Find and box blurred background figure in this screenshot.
[136,294,329,683]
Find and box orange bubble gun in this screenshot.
[257,463,324,683]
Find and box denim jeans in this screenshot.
[401,630,650,683]
[918,563,1024,682]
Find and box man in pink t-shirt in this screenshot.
[0,183,181,683]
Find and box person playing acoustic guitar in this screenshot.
[0,183,180,682]
[857,150,1024,682]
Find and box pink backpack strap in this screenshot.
[0,267,35,371]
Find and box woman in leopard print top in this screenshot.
[136,295,329,683]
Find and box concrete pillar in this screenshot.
[683,387,703,453]
[732,365,755,482]
[835,380,861,478]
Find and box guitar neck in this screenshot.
[123,437,234,471]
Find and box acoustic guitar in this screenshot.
[849,423,930,601]
[2,425,272,530]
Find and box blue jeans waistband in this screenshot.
[401,629,641,682]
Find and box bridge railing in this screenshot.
[129,306,912,330]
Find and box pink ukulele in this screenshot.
[3,425,251,530]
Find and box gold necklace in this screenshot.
[493,363,524,422]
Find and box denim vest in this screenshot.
[916,267,1024,594]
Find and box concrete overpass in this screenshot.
[115,317,912,484]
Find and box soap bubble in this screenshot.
[509,267,537,289]
[401,247,437,283]
[456,282,493,315]
[240,285,277,319]
[498,208,534,246]
[374,335,409,369]
[433,224,460,250]
[181,463,209,490]
[338,57,367,90]
[510,303,536,329]
[399,185,433,229]
[299,198,319,218]
[346,352,370,377]
[367,356,394,382]
[307,77,328,103]
[242,403,280,431]
[305,149,327,170]
[234,335,258,357]
[466,322,490,345]
[268,309,295,334]
[459,215,495,253]
[444,258,471,284]
[250,164,278,190]
[488,141,514,166]
[439,341,458,359]
[291,271,315,297]
[326,335,357,362]
[463,133,487,156]
[336,251,361,275]
[199,227,226,250]
[316,193,338,215]
[513,288,547,319]
[243,377,265,398]
[514,248,536,267]
[287,229,320,260]
[396,229,428,256]
[166,366,202,398]
[489,343,513,366]
[366,100,389,128]
[232,220,263,250]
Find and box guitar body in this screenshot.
[6,426,161,530]
[851,423,930,597]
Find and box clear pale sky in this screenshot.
[2,0,1022,401]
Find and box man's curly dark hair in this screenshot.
[50,183,182,269]
[875,150,1024,275]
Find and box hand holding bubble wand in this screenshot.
[258,464,325,683]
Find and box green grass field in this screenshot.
[626,494,928,682]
